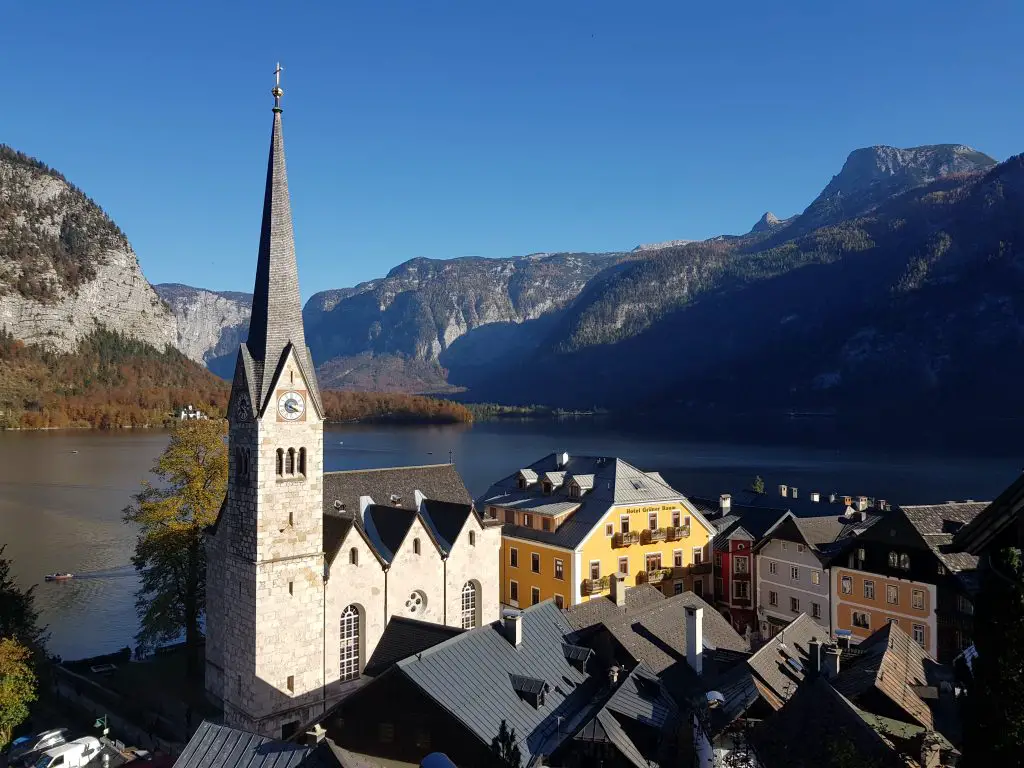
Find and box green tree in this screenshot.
[124,419,227,677]
[751,475,766,495]
[0,637,37,749]
[489,719,522,768]
[961,546,1024,767]
[0,546,46,654]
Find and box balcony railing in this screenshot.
[638,568,673,585]
[582,575,611,595]
[613,531,642,548]
[673,562,713,578]
[641,528,668,544]
[666,525,691,541]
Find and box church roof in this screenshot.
[322,464,472,518]
[363,616,465,677]
[173,721,333,768]
[419,499,475,553]
[240,89,321,416]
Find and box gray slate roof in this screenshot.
[746,613,827,704]
[953,473,1024,554]
[322,464,472,518]
[751,676,905,768]
[419,499,474,553]
[563,585,668,632]
[362,616,464,677]
[363,504,419,563]
[173,721,333,768]
[482,453,709,550]
[902,502,986,587]
[396,600,597,762]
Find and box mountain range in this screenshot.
[4,140,1022,432]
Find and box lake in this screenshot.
[0,420,1020,659]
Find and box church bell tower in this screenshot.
[215,64,326,738]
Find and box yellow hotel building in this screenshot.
[479,452,717,608]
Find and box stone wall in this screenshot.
[385,516,446,626]
[443,516,502,628]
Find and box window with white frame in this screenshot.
[693,548,703,565]
[618,557,629,575]
[853,611,870,629]
[913,624,925,647]
[886,585,899,605]
[812,602,821,619]
[768,561,777,575]
[648,512,658,530]
[811,570,820,585]
[734,556,749,574]
[590,561,600,580]
[554,559,564,580]
[510,547,518,568]
[790,597,800,613]
[673,550,683,568]
[769,590,778,606]
[340,604,361,681]
[790,566,799,581]
[864,580,875,600]
[460,582,478,629]
[841,576,852,594]
[734,580,749,600]
[912,589,925,610]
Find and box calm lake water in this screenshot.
[0,420,1020,659]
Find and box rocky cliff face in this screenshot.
[0,146,177,352]
[302,251,625,389]
[791,144,996,233]
[154,283,252,373]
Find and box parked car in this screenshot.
[33,738,101,768]
[8,730,69,767]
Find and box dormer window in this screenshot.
[570,484,580,498]
[542,481,552,494]
[518,477,527,490]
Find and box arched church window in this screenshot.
[299,447,307,475]
[413,538,421,555]
[340,604,361,681]
[349,548,358,566]
[287,448,296,475]
[276,449,284,476]
[461,581,479,629]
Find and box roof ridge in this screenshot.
[323,463,457,475]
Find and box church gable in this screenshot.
[257,343,323,421]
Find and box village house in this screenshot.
[828,501,986,661]
[479,453,717,609]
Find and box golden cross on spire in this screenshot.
[272,62,284,110]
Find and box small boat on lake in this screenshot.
[45,572,74,581]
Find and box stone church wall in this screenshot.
[385,516,446,626]
[444,516,503,629]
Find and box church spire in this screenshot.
[245,63,318,411]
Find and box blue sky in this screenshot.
[4,1,1022,301]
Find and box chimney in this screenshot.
[878,499,887,511]
[920,732,944,768]
[557,451,569,468]
[413,489,426,510]
[808,639,822,676]
[610,572,626,607]
[359,495,374,522]
[304,724,326,746]
[810,491,820,503]
[778,484,788,498]
[824,647,842,679]
[719,494,732,514]
[829,493,837,504]
[608,665,620,686]
[855,496,868,512]
[843,496,852,507]
[791,487,799,499]
[503,611,522,647]
[685,606,704,676]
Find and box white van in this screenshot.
[34,737,102,768]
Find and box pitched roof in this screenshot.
[322,464,472,518]
[363,504,418,563]
[833,621,939,730]
[173,721,333,768]
[902,502,986,589]
[419,499,475,553]
[690,497,789,543]
[481,453,713,550]
[751,677,905,768]
[563,585,667,632]
[322,513,356,566]
[241,104,321,416]
[953,473,1024,554]
[396,600,597,762]
[746,613,827,704]
[362,616,464,677]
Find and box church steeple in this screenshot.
[244,64,319,413]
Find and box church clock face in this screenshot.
[277,390,305,421]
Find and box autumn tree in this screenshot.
[751,475,766,495]
[124,419,227,677]
[0,637,37,749]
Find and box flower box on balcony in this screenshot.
[667,525,691,541]
[583,576,610,595]
[613,531,642,548]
